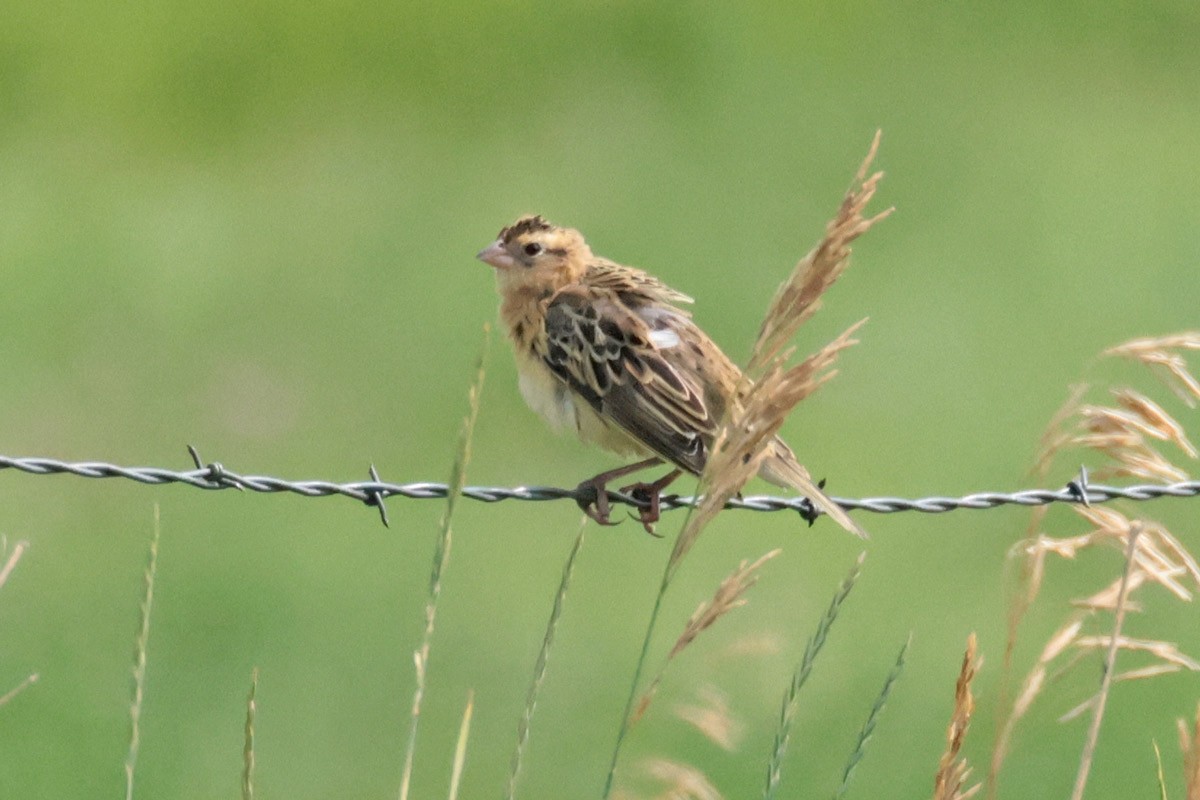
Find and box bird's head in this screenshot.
[477,215,590,291]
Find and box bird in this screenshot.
[478,214,837,534]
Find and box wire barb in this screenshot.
[1065,464,1091,508]
[187,444,244,492]
[364,464,390,528]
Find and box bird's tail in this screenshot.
[759,438,867,539]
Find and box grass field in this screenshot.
[1,2,1199,798]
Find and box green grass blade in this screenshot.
[601,490,706,799]
[506,521,587,800]
[601,546,676,799]
[398,327,490,800]
[832,633,911,800]
[764,552,865,800]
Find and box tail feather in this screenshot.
[759,438,867,539]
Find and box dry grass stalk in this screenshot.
[448,691,474,800]
[670,323,866,574]
[1023,507,1200,606]
[1071,635,1200,671]
[674,127,888,548]
[639,759,723,800]
[1013,616,1084,720]
[1000,551,1200,728]
[674,685,742,752]
[994,504,1051,768]
[718,632,782,658]
[1004,513,1200,707]
[0,539,29,590]
[934,634,982,800]
[0,539,36,710]
[1036,338,1199,480]
[1155,739,1170,800]
[994,333,1200,800]
[749,129,893,374]
[1032,385,1089,478]
[1018,336,1200,609]
[242,668,259,800]
[1074,572,1148,612]
[1179,702,1200,800]
[1113,389,1198,457]
[605,138,883,800]
[669,550,782,660]
[1103,332,1200,407]
[992,614,1085,786]
[0,673,39,708]
[1072,403,1189,482]
[125,506,161,800]
[632,550,781,725]
[1108,663,1190,681]
[1093,513,1197,602]
[1069,525,1142,800]
[669,129,887,561]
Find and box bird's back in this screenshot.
[577,262,824,491]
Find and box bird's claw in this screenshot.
[575,479,622,527]
[575,464,680,536]
[621,482,665,537]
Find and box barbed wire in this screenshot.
[0,449,1196,528]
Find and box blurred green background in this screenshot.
[1,1,1198,797]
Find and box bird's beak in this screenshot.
[476,240,515,269]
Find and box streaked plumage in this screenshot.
[478,214,821,530]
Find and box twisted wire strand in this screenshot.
[1,452,1196,525]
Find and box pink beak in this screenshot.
[476,240,515,269]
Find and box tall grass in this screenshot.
[989,332,1200,800]
[242,668,259,800]
[764,554,865,800]
[1069,525,1142,800]
[398,326,491,800]
[505,521,588,800]
[19,160,1200,800]
[124,505,161,800]
[832,634,910,800]
[602,132,889,799]
[933,634,982,800]
[0,539,37,710]
[448,691,474,800]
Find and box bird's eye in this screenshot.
[523,242,543,257]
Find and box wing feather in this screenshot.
[584,260,694,307]
[540,290,713,474]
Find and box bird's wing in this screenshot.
[539,289,713,473]
[584,260,694,308]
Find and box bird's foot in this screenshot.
[621,469,682,537]
[574,477,621,527]
[574,458,664,529]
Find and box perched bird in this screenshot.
[478,214,830,533]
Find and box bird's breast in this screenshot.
[514,351,649,457]
[517,356,578,432]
